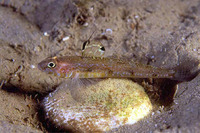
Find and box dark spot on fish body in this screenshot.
[131,71,135,77]
[87,67,94,72]
[152,73,158,78]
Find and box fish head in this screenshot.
[38,56,58,75]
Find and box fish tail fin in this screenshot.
[172,60,200,82]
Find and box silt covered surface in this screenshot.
[0,0,199,132]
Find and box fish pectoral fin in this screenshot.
[65,78,104,102]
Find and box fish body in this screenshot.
[38,56,176,79]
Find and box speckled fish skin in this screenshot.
[38,56,176,79]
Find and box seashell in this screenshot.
[42,79,152,132]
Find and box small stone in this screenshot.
[34,46,42,52]
[134,15,139,19]
[44,32,49,36]
[30,65,36,69]
[62,36,70,41]
[83,22,89,26]
[105,29,113,35]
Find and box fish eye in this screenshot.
[47,62,56,68]
[100,46,105,51]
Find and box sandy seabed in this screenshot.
[0,0,199,132]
